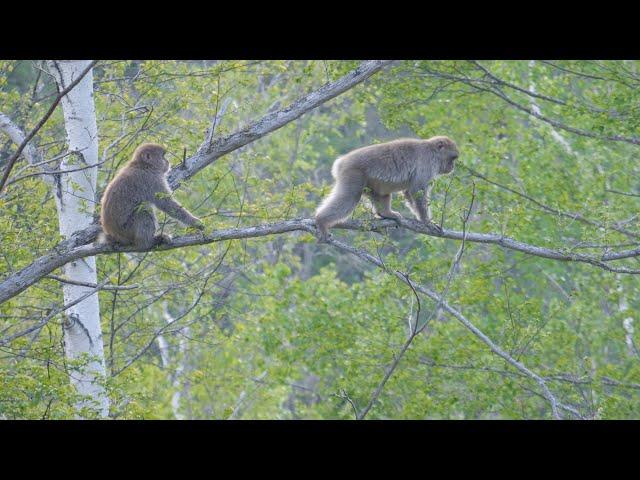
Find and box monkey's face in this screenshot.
[141,148,170,172]
[434,137,459,175]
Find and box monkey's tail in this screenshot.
[315,171,365,228]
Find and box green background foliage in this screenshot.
[1,60,639,419]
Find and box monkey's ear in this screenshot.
[437,141,445,150]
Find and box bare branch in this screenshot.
[45,275,139,290]
[483,83,640,146]
[0,113,43,166]
[605,188,640,198]
[417,64,640,146]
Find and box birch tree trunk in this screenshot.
[157,302,189,419]
[47,60,108,417]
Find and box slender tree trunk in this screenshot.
[47,60,108,417]
[157,303,188,419]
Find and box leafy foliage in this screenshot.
[1,60,639,419]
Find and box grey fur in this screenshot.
[98,143,204,249]
[315,136,458,241]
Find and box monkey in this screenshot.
[314,136,459,242]
[98,143,204,249]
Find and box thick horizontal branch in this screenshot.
[4,216,640,305]
[346,217,640,271]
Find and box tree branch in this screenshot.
[0,60,392,300]
[5,215,640,305]
[462,165,640,240]
[416,65,640,146]
[321,234,567,419]
[356,185,475,420]
[167,60,392,189]
[0,276,111,347]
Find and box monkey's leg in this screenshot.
[368,192,402,221]
[131,211,160,249]
[314,171,364,242]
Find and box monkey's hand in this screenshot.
[376,211,403,232]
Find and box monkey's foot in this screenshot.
[377,210,401,219]
[153,233,172,246]
[377,211,403,230]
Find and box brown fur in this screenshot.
[98,143,204,249]
[314,136,458,241]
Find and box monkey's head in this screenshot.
[430,136,459,175]
[132,143,170,173]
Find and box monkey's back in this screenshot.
[333,138,426,188]
[100,165,152,242]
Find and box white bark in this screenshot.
[0,112,56,193]
[622,317,636,356]
[617,281,638,358]
[157,303,188,419]
[528,60,576,156]
[47,60,108,417]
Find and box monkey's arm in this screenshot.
[152,188,204,229]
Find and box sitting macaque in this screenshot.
[314,136,458,241]
[98,143,204,249]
